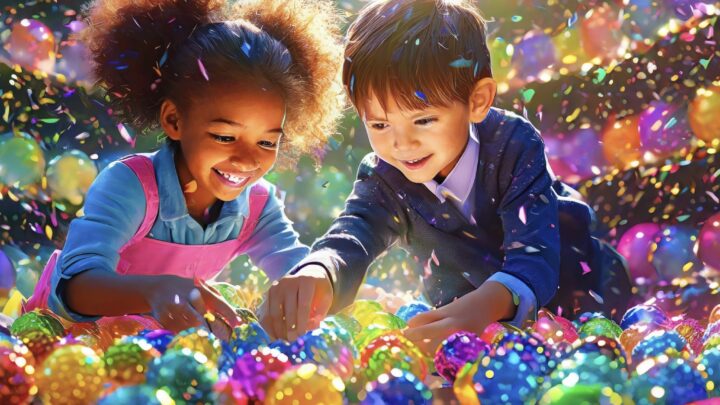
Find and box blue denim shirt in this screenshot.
[49,142,308,321]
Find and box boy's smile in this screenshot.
[362,92,472,183]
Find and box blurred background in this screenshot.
[0,0,718,318]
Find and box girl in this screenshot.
[25,0,344,335]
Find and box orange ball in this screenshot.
[619,323,663,359]
[689,86,720,144]
[602,114,642,168]
[7,19,56,73]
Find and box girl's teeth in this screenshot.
[217,169,244,184]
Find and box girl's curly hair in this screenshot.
[81,0,344,165]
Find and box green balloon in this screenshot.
[0,133,45,187]
[577,317,623,339]
[10,310,65,338]
[46,149,98,209]
[539,383,624,405]
[14,265,39,298]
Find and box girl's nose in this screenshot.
[229,154,260,171]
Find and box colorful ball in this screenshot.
[539,383,629,405]
[580,3,626,61]
[697,348,720,397]
[629,356,708,404]
[620,304,668,330]
[672,318,705,355]
[577,317,623,339]
[434,331,490,383]
[232,347,292,401]
[137,329,174,354]
[167,327,222,369]
[652,225,702,281]
[703,321,720,343]
[602,114,642,168]
[544,128,606,180]
[35,344,106,404]
[213,377,249,405]
[689,86,720,144]
[395,301,432,323]
[360,332,428,382]
[96,315,161,341]
[266,364,345,405]
[619,323,665,357]
[639,101,693,157]
[230,322,270,356]
[292,328,354,380]
[145,349,218,403]
[0,346,36,404]
[622,0,669,41]
[103,337,161,385]
[617,223,662,282]
[571,336,628,365]
[512,31,557,80]
[533,310,579,345]
[632,330,689,364]
[6,19,56,73]
[97,385,167,405]
[364,312,407,330]
[321,314,362,336]
[698,212,720,271]
[0,133,46,188]
[10,310,65,338]
[360,368,432,404]
[547,349,628,394]
[46,150,98,212]
[342,300,384,326]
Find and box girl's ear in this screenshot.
[468,78,497,123]
[160,99,182,141]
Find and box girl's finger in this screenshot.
[295,282,314,335]
[268,283,287,340]
[284,286,299,341]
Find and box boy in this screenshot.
[261,0,631,353]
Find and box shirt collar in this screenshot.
[153,142,242,222]
[423,125,479,204]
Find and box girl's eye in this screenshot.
[415,117,437,126]
[211,134,235,143]
[370,123,388,130]
[258,140,278,149]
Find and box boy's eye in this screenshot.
[370,123,389,130]
[211,134,235,143]
[415,117,437,126]
[258,140,278,149]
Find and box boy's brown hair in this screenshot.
[343,0,492,114]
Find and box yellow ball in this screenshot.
[0,133,45,188]
[46,150,98,211]
[267,364,345,405]
[689,86,720,144]
[35,344,106,405]
[167,328,222,369]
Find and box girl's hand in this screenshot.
[259,264,333,341]
[143,275,211,334]
[403,280,515,356]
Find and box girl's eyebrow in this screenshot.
[211,118,245,127]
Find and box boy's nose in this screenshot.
[393,131,419,151]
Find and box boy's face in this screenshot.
[361,92,471,183]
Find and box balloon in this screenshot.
[35,344,106,404]
[103,338,161,385]
[551,27,590,68]
[698,212,720,270]
[395,301,432,323]
[232,347,292,402]
[361,369,432,405]
[56,39,93,82]
[617,223,662,282]
[0,133,46,188]
[488,37,514,85]
[651,225,702,281]
[46,150,98,211]
[689,87,720,144]
[97,385,166,405]
[620,304,668,330]
[145,350,218,403]
[0,346,35,404]
[213,377,249,405]
[0,250,15,293]
[629,357,708,404]
[539,384,629,405]
[619,323,664,358]
[672,318,705,355]
[434,331,490,383]
[639,101,693,158]
[580,4,627,61]
[664,0,703,20]
[512,31,557,80]
[622,0,670,41]
[167,328,222,369]
[544,128,606,181]
[6,19,56,73]
[266,364,344,405]
[601,114,642,168]
[698,349,720,397]
[230,322,271,357]
[95,315,161,341]
[577,317,623,339]
[360,332,428,381]
[631,330,689,364]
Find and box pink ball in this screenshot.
[698,212,720,271]
[617,223,662,281]
[639,101,692,157]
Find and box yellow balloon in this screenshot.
[267,364,345,405]
[46,150,98,209]
[602,114,642,168]
[35,344,106,405]
[689,86,720,144]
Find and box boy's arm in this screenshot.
[297,157,405,312]
[493,126,560,324]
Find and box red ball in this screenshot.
[0,347,35,404]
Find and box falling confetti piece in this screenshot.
[518,206,527,224]
[449,57,473,68]
[116,123,135,147]
[588,290,604,304]
[414,90,428,103]
[580,262,592,275]
[197,58,209,81]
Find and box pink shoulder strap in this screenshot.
[236,182,270,244]
[118,155,159,250]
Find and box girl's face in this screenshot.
[162,81,285,207]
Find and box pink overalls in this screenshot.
[25,154,269,325]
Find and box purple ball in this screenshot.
[544,128,606,180]
[512,32,557,80]
[434,331,490,383]
[617,223,662,282]
[639,101,692,156]
[0,250,14,290]
[138,329,174,353]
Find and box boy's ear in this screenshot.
[160,99,182,141]
[468,78,497,123]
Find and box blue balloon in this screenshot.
[652,226,701,281]
[98,385,163,405]
[145,350,217,403]
[620,305,668,330]
[137,329,174,354]
[230,322,270,357]
[699,348,720,397]
[361,369,432,405]
[629,357,707,405]
[632,330,687,364]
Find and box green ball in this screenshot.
[539,383,628,405]
[10,309,65,338]
[577,317,623,339]
[145,349,218,403]
[0,133,45,187]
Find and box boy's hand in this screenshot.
[259,264,333,341]
[403,281,515,356]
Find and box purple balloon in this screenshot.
[698,212,720,271]
[639,101,692,156]
[617,223,661,282]
[512,32,557,80]
[0,250,15,290]
[544,128,606,180]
